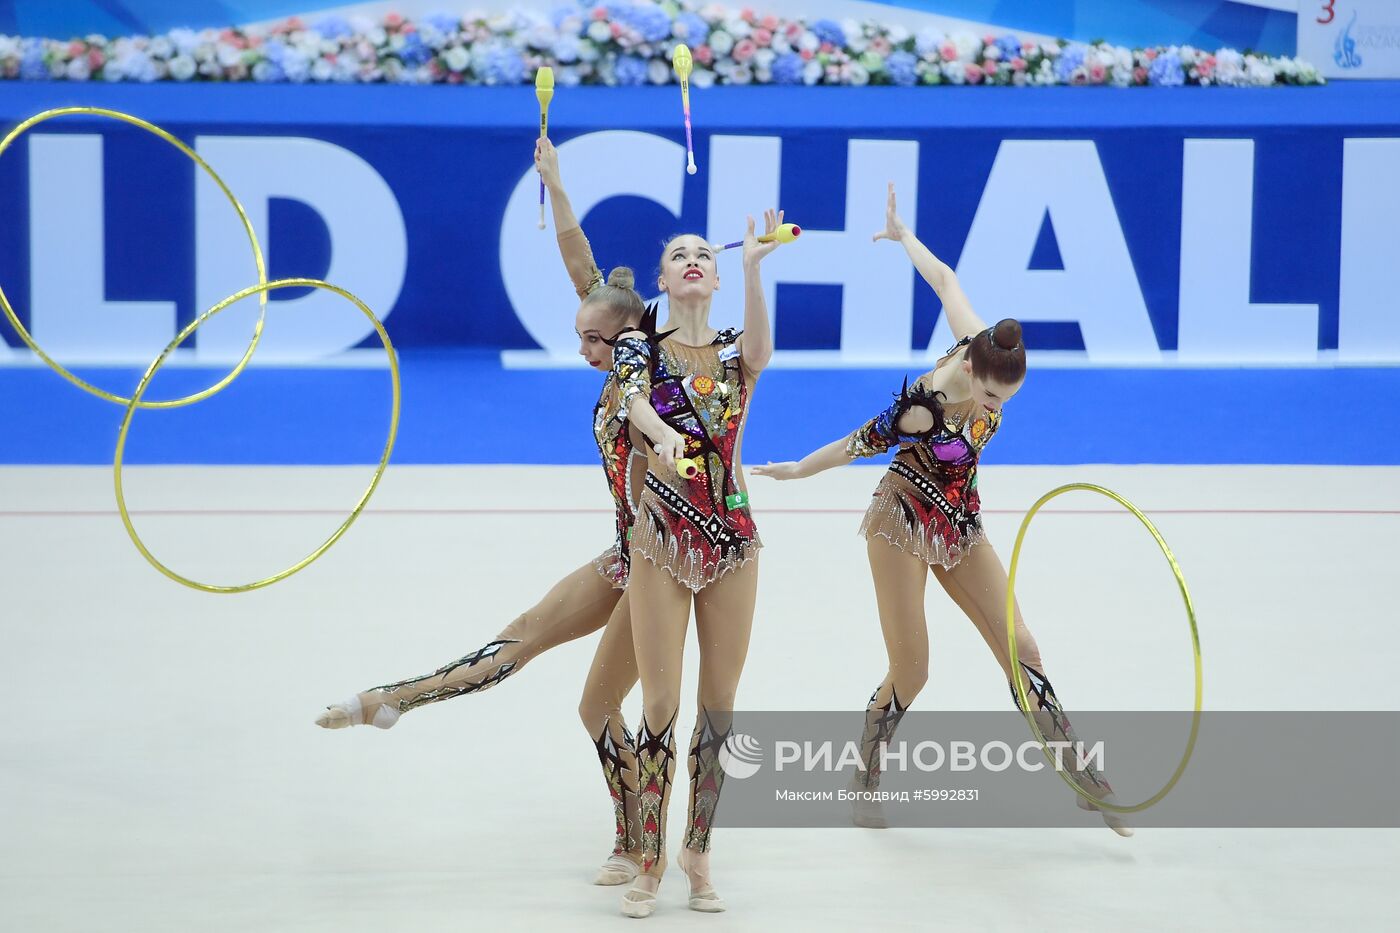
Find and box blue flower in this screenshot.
[673,13,709,45]
[771,51,804,85]
[253,59,285,82]
[399,32,431,67]
[263,38,286,64]
[1054,43,1086,82]
[314,15,352,40]
[553,34,582,63]
[886,50,918,86]
[996,34,1021,62]
[811,19,846,48]
[480,43,525,84]
[1149,50,1184,86]
[552,6,585,34]
[914,29,941,59]
[614,53,647,86]
[427,12,461,35]
[630,6,673,43]
[20,38,47,80]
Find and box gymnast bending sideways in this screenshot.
[754,183,1132,837]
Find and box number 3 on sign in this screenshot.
[1318,0,1336,25]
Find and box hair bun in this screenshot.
[992,318,1023,351]
[606,266,636,290]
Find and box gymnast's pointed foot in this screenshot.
[1078,793,1134,837]
[314,693,401,730]
[595,852,642,886]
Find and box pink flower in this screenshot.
[384,12,403,29]
[611,22,624,38]
[799,48,814,61]
[87,48,105,69]
[68,40,85,58]
[982,33,997,46]
[785,22,803,40]
[1089,63,1105,82]
[1197,55,1215,78]
[741,8,756,24]
[733,38,756,62]
[1133,66,1148,83]
[761,15,779,31]
[940,42,956,61]
[965,62,984,83]
[871,37,891,56]
[1022,40,1036,55]
[591,6,607,20]
[1143,48,1158,62]
[754,28,772,47]
[1011,56,1026,71]
[694,44,714,65]
[820,41,834,53]
[447,70,463,84]
[982,58,996,72]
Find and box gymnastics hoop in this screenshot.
[0,107,266,408]
[114,278,400,594]
[1005,483,1203,813]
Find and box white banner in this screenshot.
[1298,0,1400,78]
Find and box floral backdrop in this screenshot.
[0,1,1323,87]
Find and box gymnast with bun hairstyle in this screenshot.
[753,183,1131,837]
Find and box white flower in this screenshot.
[709,29,734,57]
[753,48,775,69]
[802,59,822,84]
[728,63,753,84]
[168,53,196,80]
[951,31,979,62]
[1040,41,1059,57]
[1298,62,1320,83]
[941,60,966,83]
[65,57,91,81]
[1179,44,1198,66]
[442,44,470,72]
[198,60,220,77]
[0,36,17,57]
[216,42,242,67]
[1012,69,1028,86]
[1245,55,1274,86]
[848,62,869,85]
[887,25,910,44]
[252,61,275,81]
[798,31,819,54]
[556,65,582,86]
[587,20,611,43]
[648,58,670,84]
[147,36,172,60]
[103,60,125,81]
[311,57,333,81]
[771,33,791,54]
[725,18,751,39]
[691,66,716,88]
[578,40,600,62]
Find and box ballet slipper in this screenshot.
[595,854,641,886]
[621,875,661,919]
[1078,793,1135,837]
[676,849,725,913]
[313,693,400,730]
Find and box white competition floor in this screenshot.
[1,463,1396,932]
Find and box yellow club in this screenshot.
[672,44,697,174]
[534,67,555,229]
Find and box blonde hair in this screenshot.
[582,266,645,332]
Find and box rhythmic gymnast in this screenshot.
[608,210,785,917]
[753,184,1131,837]
[314,138,657,883]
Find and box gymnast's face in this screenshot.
[575,304,619,371]
[962,359,1023,413]
[657,235,718,300]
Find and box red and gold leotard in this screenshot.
[846,335,1002,569]
[557,226,644,588]
[612,329,761,591]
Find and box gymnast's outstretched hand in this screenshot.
[751,461,802,480]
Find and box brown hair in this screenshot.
[965,318,1026,385]
[582,266,645,335]
[657,233,709,280]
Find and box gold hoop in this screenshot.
[1005,483,1202,813]
[0,107,266,408]
[113,278,400,593]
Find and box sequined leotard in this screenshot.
[557,226,645,588]
[612,329,761,591]
[846,335,1002,569]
